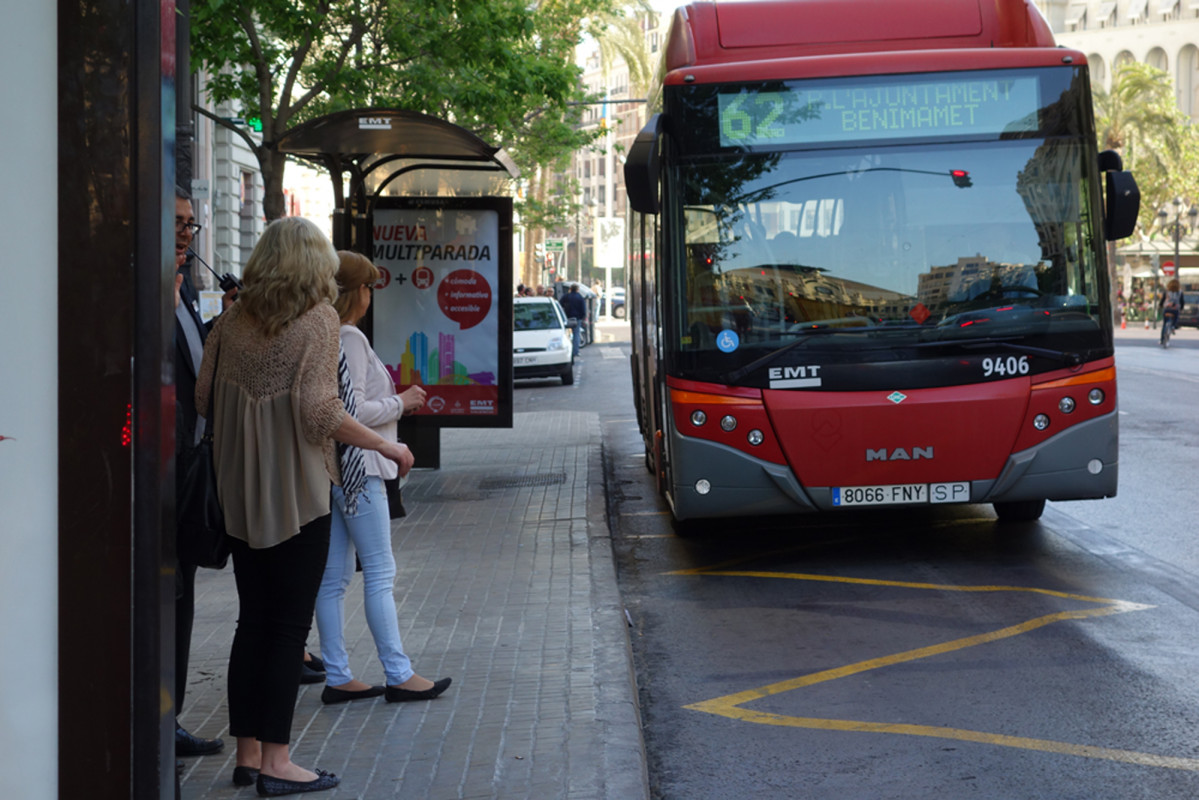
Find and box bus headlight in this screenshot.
[720,415,737,431]
[695,479,712,495]
[690,410,707,427]
[1058,396,1076,414]
[1033,414,1051,431]
[1088,388,1105,405]
[747,429,764,446]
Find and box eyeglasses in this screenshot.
[176,220,202,236]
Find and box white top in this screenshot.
[340,324,405,479]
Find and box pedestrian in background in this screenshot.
[196,217,414,797]
[560,283,587,354]
[313,251,452,706]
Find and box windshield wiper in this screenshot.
[913,337,1083,367]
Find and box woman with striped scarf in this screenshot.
[313,250,452,707]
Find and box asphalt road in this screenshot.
[518,320,1199,800]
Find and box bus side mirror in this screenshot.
[1097,149,1123,172]
[625,114,663,215]
[1104,169,1139,241]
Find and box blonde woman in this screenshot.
[314,251,451,705]
[196,218,414,797]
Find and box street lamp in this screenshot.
[1158,197,1199,277]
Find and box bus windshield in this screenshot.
[666,68,1109,387]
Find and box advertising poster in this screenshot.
[369,198,513,427]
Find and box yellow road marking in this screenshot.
[674,568,1199,771]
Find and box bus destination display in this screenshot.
[718,74,1040,147]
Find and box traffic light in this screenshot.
[950,169,972,188]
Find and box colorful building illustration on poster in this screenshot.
[369,201,511,421]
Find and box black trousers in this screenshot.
[226,515,331,744]
[175,560,198,712]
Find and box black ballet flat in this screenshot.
[320,684,386,704]
[299,662,326,684]
[385,677,452,702]
[256,769,339,797]
[233,766,259,786]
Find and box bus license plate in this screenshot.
[832,482,970,507]
[833,484,927,506]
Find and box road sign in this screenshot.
[1162,260,1176,276]
[545,239,566,253]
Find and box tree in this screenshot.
[1093,61,1197,235]
[591,1,655,99]
[190,0,616,221]
[507,0,655,285]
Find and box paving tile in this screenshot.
[179,411,646,800]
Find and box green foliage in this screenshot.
[189,0,616,218]
[1093,62,1198,236]
[588,1,655,98]
[520,180,583,233]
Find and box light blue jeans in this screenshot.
[315,476,414,686]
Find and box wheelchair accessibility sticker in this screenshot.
[716,329,740,353]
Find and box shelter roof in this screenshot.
[277,108,518,180]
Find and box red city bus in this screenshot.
[623,0,1140,526]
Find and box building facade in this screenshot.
[1035,0,1199,116]
[563,11,665,292]
[185,78,266,307]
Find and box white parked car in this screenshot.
[513,296,574,385]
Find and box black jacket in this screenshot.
[560,289,587,320]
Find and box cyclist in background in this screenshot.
[1160,278,1185,345]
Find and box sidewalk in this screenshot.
[178,410,648,800]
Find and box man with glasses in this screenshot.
[172,186,227,759]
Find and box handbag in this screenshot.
[177,341,230,569]
[383,476,407,519]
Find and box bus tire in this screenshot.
[670,516,708,538]
[992,498,1046,523]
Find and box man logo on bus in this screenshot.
[866,447,934,461]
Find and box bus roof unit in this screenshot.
[665,0,1058,72]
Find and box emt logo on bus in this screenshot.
[768,364,822,389]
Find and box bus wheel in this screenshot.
[670,516,709,538]
[993,499,1046,523]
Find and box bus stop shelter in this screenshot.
[278,109,520,465]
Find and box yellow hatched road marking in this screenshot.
[672,567,1199,771]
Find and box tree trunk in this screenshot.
[259,147,289,222]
